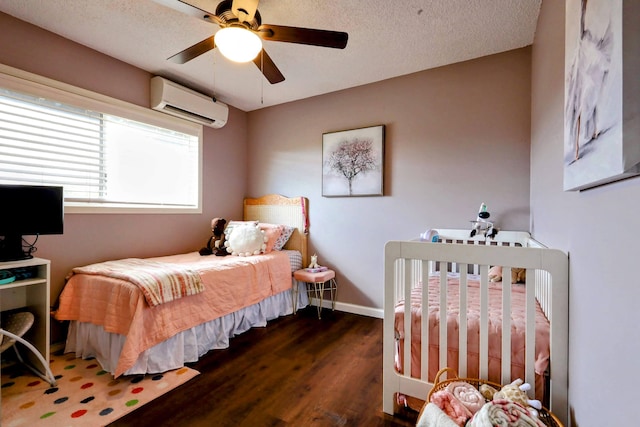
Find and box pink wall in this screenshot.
[0,12,248,341]
[531,1,640,425]
[247,49,533,309]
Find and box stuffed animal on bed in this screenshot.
[479,379,542,417]
[488,266,526,283]
[199,218,228,256]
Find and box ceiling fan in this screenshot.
[168,0,349,84]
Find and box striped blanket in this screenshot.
[71,258,203,307]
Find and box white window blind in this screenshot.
[0,69,202,213]
[0,89,105,199]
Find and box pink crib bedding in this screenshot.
[54,251,292,377]
[394,275,550,398]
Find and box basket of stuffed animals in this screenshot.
[420,367,563,427]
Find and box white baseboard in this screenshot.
[308,299,383,319]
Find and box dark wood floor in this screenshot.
[110,307,421,427]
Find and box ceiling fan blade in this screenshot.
[176,0,223,25]
[252,49,285,84]
[231,0,259,23]
[257,24,348,49]
[177,0,217,16]
[167,36,216,64]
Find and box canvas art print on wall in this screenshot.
[322,125,385,197]
[564,0,639,191]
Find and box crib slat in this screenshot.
[439,268,448,371]
[501,267,512,384]
[403,259,412,379]
[479,264,489,379]
[458,268,468,377]
[421,260,430,381]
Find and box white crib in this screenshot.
[382,229,568,425]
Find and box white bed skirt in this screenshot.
[64,282,309,376]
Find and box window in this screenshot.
[0,66,202,213]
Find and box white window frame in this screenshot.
[0,64,203,214]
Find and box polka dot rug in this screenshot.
[1,352,199,426]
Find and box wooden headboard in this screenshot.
[243,194,309,266]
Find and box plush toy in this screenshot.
[470,203,498,239]
[308,254,319,269]
[488,266,526,283]
[224,224,267,256]
[199,218,228,256]
[479,379,542,417]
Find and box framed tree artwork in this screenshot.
[322,125,385,197]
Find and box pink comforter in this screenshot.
[55,251,292,376]
[395,276,550,399]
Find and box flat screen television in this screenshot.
[0,184,64,262]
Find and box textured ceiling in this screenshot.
[0,0,541,112]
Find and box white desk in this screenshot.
[0,257,51,373]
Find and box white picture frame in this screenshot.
[322,125,385,197]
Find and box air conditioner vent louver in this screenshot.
[162,104,216,125]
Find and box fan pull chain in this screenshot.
[260,50,264,105]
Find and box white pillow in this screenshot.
[225,225,267,256]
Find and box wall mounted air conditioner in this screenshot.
[150,76,228,129]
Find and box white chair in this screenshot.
[0,311,56,386]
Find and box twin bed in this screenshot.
[383,229,568,425]
[54,194,310,377]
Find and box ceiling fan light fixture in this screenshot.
[215,27,262,63]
